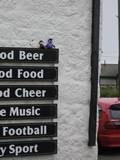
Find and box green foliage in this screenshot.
[100,86,119,97]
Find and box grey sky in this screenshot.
[101,0,118,64]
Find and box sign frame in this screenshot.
[0,140,57,157]
[0,85,58,100]
[0,47,59,63]
[0,122,57,139]
[0,104,57,120]
[0,66,58,81]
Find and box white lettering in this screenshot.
[8,128,15,136]
[10,107,19,116]
[10,106,41,117]
[2,126,47,136]
[19,51,44,61]
[0,109,6,117]
[9,145,16,154]
[0,147,6,157]
[3,127,8,136]
[0,50,14,60]
[16,128,22,135]
[9,144,38,156]
[15,88,46,98]
[15,88,22,98]
[0,69,12,79]
[19,51,25,60]
[0,88,10,98]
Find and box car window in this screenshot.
[110,104,120,119]
[98,105,102,119]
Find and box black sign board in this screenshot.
[0,47,59,63]
[0,140,57,157]
[0,85,58,100]
[0,122,57,139]
[0,104,57,120]
[0,66,58,81]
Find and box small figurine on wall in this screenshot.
[39,40,45,49]
[46,38,55,49]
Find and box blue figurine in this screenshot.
[46,38,55,49]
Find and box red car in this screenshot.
[98,98,120,149]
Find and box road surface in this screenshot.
[98,148,120,160]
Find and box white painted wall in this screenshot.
[0,0,97,160]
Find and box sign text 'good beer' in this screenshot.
[0,47,59,63]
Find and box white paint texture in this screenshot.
[0,0,97,160]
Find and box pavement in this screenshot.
[98,148,120,160]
